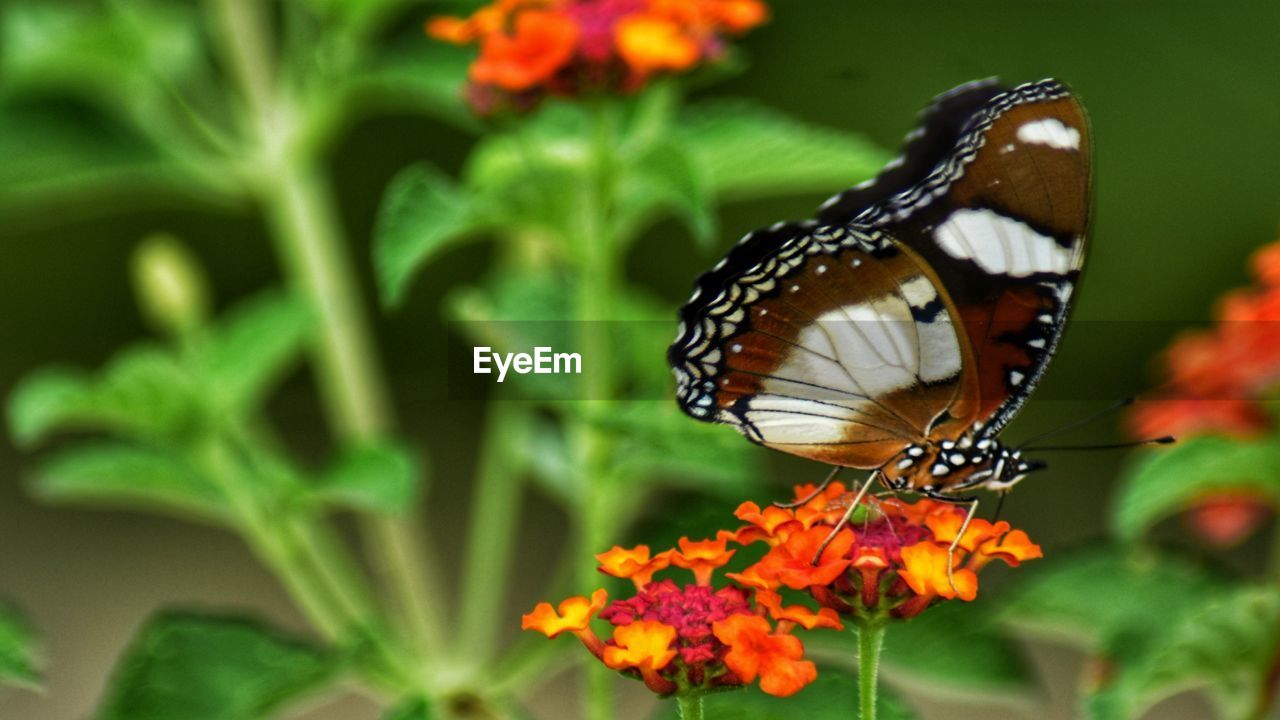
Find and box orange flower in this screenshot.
[615,14,699,75]
[732,501,804,545]
[1183,491,1274,548]
[755,589,843,631]
[427,0,769,114]
[603,620,678,671]
[898,543,978,602]
[752,525,854,590]
[713,614,817,697]
[727,484,1041,621]
[597,544,672,589]
[470,10,580,91]
[521,588,609,638]
[668,536,735,585]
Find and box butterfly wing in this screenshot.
[819,78,1091,437]
[669,222,969,468]
[669,79,1091,466]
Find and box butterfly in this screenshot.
[668,78,1091,515]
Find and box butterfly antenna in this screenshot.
[1023,436,1175,453]
[1015,396,1137,450]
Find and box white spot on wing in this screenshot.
[1016,118,1080,150]
[934,209,1076,277]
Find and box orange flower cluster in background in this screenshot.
[728,483,1042,620]
[1128,239,1280,546]
[428,0,768,113]
[522,536,826,698]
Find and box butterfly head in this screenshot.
[885,436,1047,495]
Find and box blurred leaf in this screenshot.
[1003,547,1220,647]
[1,2,198,102]
[515,413,577,505]
[677,101,888,201]
[382,698,435,720]
[583,402,759,498]
[374,163,489,307]
[0,103,179,209]
[464,102,590,235]
[1112,436,1280,542]
[8,346,200,447]
[316,441,421,515]
[615,137,715,247]
[30,442,231,525]
[204,291,312,418]
[0,603,40,690]
[96,614,335,720]
[352,42,476,129]
[810,601,1033,701]
[1079,583,1280,720]
[652,671,918,720]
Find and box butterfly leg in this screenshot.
[945,497,980,594]
[811,470,881,564]
[775,465,842,509]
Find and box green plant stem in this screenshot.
[857,621,886,720]
[572,100,622,720]
[210,0,444,670]
[456,404,525,667]
[676,695,705,720]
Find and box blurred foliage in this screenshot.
[95,613,335,720]
[653,672,919,720]
[0,603,40,691]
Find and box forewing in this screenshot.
[819,79,1091,436]
[669,223,968,468]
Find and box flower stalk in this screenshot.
[856,620,885,720]
[677,694,705,720]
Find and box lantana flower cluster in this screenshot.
[727,481,1043,620]
[522,536,831,698]
[1129,241,1280,440]
[1128,240,1280,546]
[524,486,1044,700]
[428,0,768,114]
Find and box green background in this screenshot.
[3,1,1278,718]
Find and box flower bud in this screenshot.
[131,234,210,337]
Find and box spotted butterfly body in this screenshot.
[668,79,1091,498]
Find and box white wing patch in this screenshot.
[934,209,1076,277]
[1015,118,1080,150]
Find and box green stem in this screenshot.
[456,404,525,666]
[210,0,444,667]
[573,100,621,720]
[676,694,704,720]
[857,622,886,720]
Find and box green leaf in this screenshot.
[316,442,422,515]
[96,613,335,720]
[0,103,175,209]
[615,137,715,247]
[676,101,889,201]
[30,442,231,524]
[879,601,1033,700]
[1128,584,1280,720]
[0,603,40,690]
[581,402,760,498]
[1003,547,1220,647]
[374,163,489,307]
[652,672,918,720]
[204,291,312,418]
[0,2,206,145]
[352,42,476,130]
[1112,435,1280,542]
[382,697,435,720]
[1080,582,1280,720]
[8,346,201,447]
